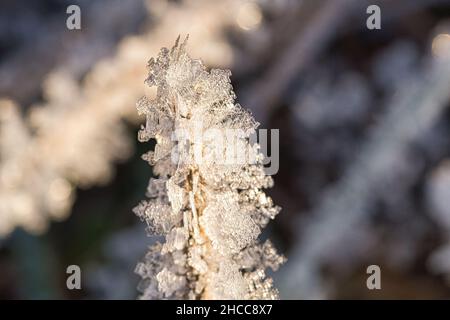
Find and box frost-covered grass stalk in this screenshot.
[133,37,285,300]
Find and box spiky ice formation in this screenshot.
[133,37,285,300]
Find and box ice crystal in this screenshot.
[134,37,285,300]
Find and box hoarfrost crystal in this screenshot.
[134,37,285,300]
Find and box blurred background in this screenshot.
[1,0,450,299]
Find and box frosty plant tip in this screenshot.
[133,36,285,300]
[137,80,279,176]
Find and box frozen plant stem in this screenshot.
[133,37,285,300]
